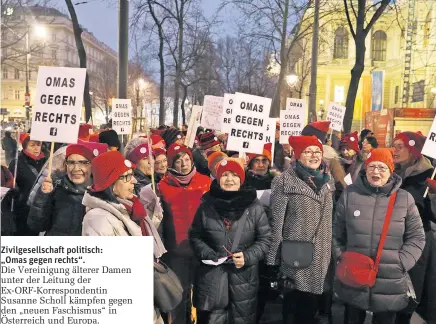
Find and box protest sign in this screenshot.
[422,117,436,197]
[112,99,133,134]
[185,105,203,148]
[326,102,346,132]
[279,98,306,144]
[265,118,277,163]
[200,95,224,130]
[221,94,235,133]
[30,66,86,143]
[227,92,272,154]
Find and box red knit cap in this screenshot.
[301,121,331,143]
[167,143,193,168]
[289,135,323,160]
[90,151,135,192]
[78,124,93,140]
[394,132,426,159]
[216,158,245,184]
[199,132,220,150]
[153,147,167,158]
[66,140,108,162]
[207,151,228,171]
[151,134,166,149]
[426,178,436,193]
[246,142,273,166]
[126,143,152,164]
[20,133,31,148]
[365,148,395,173]
[88,133,100,143]
[340,131,360,152]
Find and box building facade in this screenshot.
[293,0,436,130]
[1,6,158,126]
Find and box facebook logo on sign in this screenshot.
[242,141,249,149]
[49,127,58,136]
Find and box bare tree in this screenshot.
[342,0,391,132]
[65,0,92,123]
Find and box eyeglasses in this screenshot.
[66,160,90,168]
[155,159,168,165]
[367,165,389,173]
[302,151,322,157]
[253,158,269,165]
[118,173,134,183]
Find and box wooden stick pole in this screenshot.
[423,167,436,198]
[47,141,55,178]
[144,110,156,194]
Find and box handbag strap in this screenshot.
[374,192,397,270]
[231,209,249,253]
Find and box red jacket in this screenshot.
[159,171,211,249]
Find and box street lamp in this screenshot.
[286,72,299,88]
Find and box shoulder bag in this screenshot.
[335,192,397,288]
[154,259,183,313]
[281,208,325,269]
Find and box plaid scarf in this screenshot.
[294,160,331,193]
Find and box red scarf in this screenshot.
[121,196,151,236]
[23,150,46,161]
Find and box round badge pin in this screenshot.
[214,137,218,141]
[177,135,182,139]
[124,160,132,168]
[354,210,361,217]
[221,160,228,166]
[140,147,147,154]
[93,149,99,157]
[409,140,415,146]
[174,146,180,150]
[350,137,355,142]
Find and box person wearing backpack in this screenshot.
[333,149,425,323]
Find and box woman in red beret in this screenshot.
[158,143,211,324]
[27,141,107,236]
[8,133,48,236]
[189,158,270,324]
[267,135,334,324]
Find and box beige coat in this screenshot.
[81,192,142,236]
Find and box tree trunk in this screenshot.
[65,0,92,123]
[181,84,187,125]
[148,0,166,126]
[173,1,185,127]
[270,0,289,118]
[343,34,365,133]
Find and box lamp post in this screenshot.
[136,78,145,131]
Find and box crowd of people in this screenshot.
[1,119,435,324]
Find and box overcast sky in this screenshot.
[51,0,225,52]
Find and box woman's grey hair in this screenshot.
[124,137,148,159]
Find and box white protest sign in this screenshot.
[326,102,346,132]
[112,99,133,134]
[200,95,224,130]
[279,98,306,144]
[221,93,235,133]
[422,116,436,159]
[265,118,277,164]
[227,92,272,154]
[30,66,86,143]
[185,105,203,148]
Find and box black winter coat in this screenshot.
[9,151,47,235]
[27,173,86,236]
[133,169,151,196]
[189,181,271,324]
[244,170,275,190]
[193,148,211,176]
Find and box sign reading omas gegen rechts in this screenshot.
[112,99,133,134]
[227,92,272,154]
[326,102,346,132]
[31,66,86,143]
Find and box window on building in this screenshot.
[52,49,57,60]
[3,68,8,79]
[3,89,9,100]
[424,12,431,48]
[14,90,20,100]
[14,68,19,79]
[394,86,399,104]
[372,30,387,61]
[333,27,349,59]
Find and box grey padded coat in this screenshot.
[333,173,426,312]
